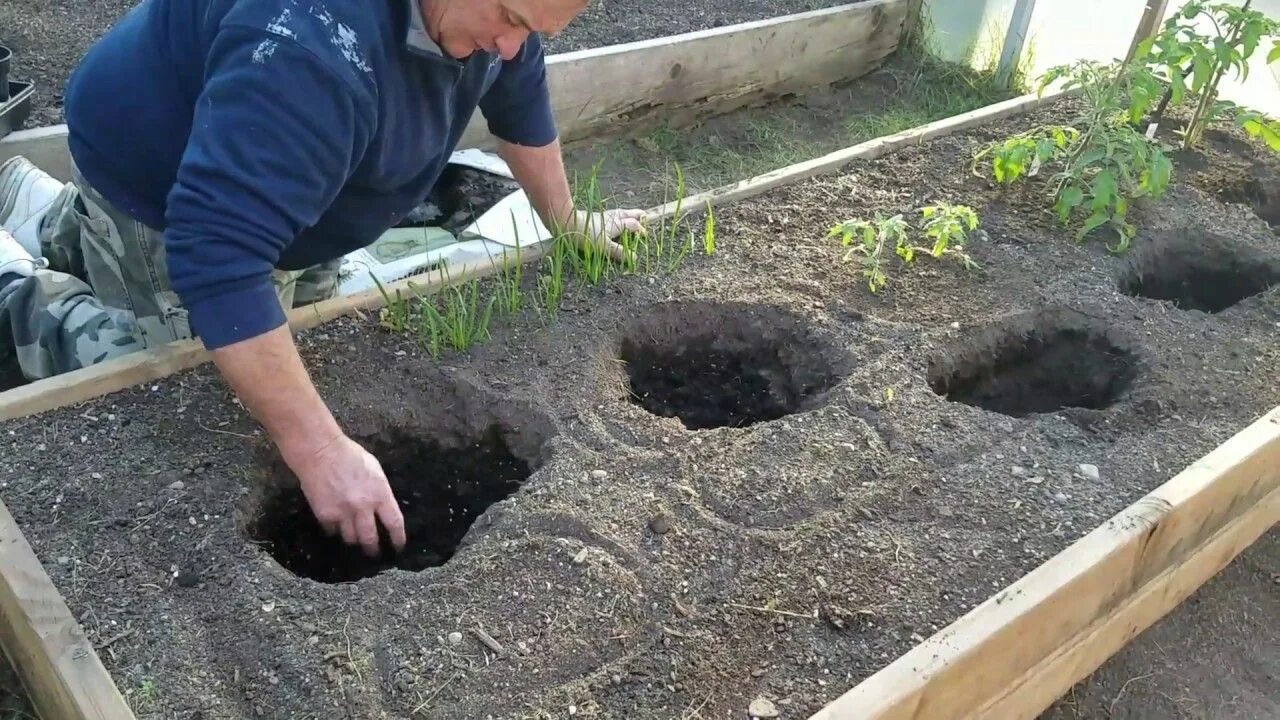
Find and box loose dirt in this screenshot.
[0,0,859,129]
[1,96,1277,719]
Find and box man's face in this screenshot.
[425,0,586,61]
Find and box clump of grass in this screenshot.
[372,274,412,333]
[535,236,570,324]
[488,223,526,317]
[702,200,716,256]
[416,273,496,358]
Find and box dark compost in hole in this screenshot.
[619,302,843,430]
[250,425,531,583]
[929,314,1138,417]
[1119,233,1280,314]
[1219,172,1279,230]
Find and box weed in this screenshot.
[1136,0,1280,151]
[829,204,981,293]
[487,214,527,317]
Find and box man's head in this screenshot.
[421,0,588,61]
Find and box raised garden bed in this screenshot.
[0,89,1277,718]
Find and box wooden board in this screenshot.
[1127,0,1173,62]
[0,2,909,182]
[809,405,1280,720]
[0,499,134,720]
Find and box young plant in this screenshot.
[829,205,981,293]
[488,216,526,317]
[920,202,980,259]
[702,200,717,256]
[371,273,412,333]
[1135,0,1280,150]
[535,237,569,324]
[974,60,1173,252]
[416,275,496,358]
[829,212,909,293]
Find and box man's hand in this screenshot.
[562,207,648,263]
[493,137,648,263]
[284,431,406,557]
[209,324,407,557]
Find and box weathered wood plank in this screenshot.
[0,499,134,720]
[1,2,910,181]
[809,406,1280,720]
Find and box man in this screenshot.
[0,0,645,558]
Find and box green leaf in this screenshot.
[1054,186,1084,223]
[1135,36,1156,61]
[1192,51,1212,91]
[1090,170,1118,211]
[1268,42,1280,65]
[1242,23,1261,60]
[1141,153,1173,195]
[1170,66,1186,105]
[1077,211,1111,241]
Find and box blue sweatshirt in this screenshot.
[63,0,557,349]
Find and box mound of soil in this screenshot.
[1,95,1277,719]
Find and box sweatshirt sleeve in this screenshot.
[477,33,558,147]
[163,27,372,350]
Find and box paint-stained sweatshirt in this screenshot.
[63,0,556,349]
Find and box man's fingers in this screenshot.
[339,517,358,547]
[355,510,381,557]
[377,501,408,552]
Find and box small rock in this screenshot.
[649,513,672,535]
[572,548,589,564]
[168,480,186,491]
[57,556,71,566]
[936,505,954,518]
[611,674,623,686]
[91,472,103,480]
[447,631,463,646]
[749,697,780,719]
[1054,492,1069,502]
[1011,465,1027,476]
[1077,464,1101,481]
[590,470,608,480]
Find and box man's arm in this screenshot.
[164,26,404,555]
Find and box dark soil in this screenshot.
[251,406,550,584]
[1,95,1278,719]
[396,166,522,235]
[0,657,33,719]
[1043,528,1280,720]
[618,301,845,430]
[0,0,860,129]
[925,309,1140,418]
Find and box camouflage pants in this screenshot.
[0,161,339,382]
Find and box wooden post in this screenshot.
[1127,0,1172,62]
[995,0,1038,89]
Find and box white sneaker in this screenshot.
[0,228,45,280]
[0,156,67,258]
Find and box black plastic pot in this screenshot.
[0,81,33,139]
[0,45,11,103]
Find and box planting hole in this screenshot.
[928,313,1138,417]
[249,423,538,583]
[1219,175,1279,230]
[1119,233,1280,313]
[619,302,843,430]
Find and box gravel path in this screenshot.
[0,0,857,128]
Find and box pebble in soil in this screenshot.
[1118,230,1280,314]
[248,423,538,583]
[617,301,845,430]
[928,308,1140,418]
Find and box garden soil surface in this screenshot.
[1,95,1278,719]
[0,0,860,129]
